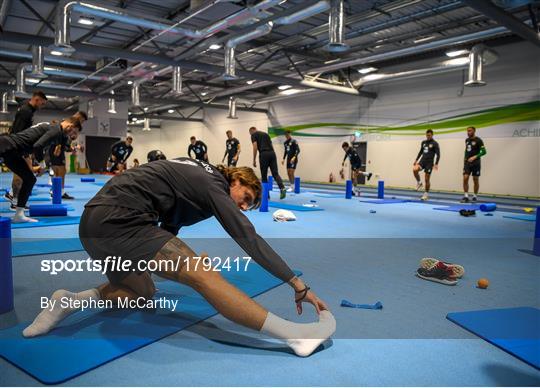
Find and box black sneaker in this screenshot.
[367,173,373,181]
[459,209,476,217]
[4,191,13,202]
[460,197,469,203]
[280,188,286,200]
[62,192,74,200]
[416,262,458,285]
[471,196,477,202]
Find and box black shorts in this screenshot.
[463,161,481,176]
[50,153,66,167]
[286,157,297,169]
[79,205,175,284]
[419,160,434,174]
[351,163,362,171]
[227,156,237,167]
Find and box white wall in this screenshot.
[268,41,540,197]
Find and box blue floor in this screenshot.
[0,172,539,386]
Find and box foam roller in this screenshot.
[52,177,62,204]
[0,217,13,314]
[80,177,95,182]
[479,203,497,212]
[259,182,269,213]
[29,204,68,217]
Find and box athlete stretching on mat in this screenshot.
[0,117,82,222]
[413,129,440,201]
[282,130,300,192]
[461,126,486,203]
[341,142,372,196]
[250,126,287,199]
[222,130,240,167]
[23,158,336,357]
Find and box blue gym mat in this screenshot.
[433,204,482,212]
[313,193,344,198]
[447,307,540,370]
[0,197,52,202]
[0,266,302,384]
[35,184,74,188]
[503,214,536,222]
[11,216,80,229]
[13,238,83,257]
[357,199,409,204]
[268,202,324,211]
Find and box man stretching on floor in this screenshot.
[282,130,300,192]
[222,130,240,166]
[107,136,133,173]
[0,117,82,222]
[23,158,336,357]
[461,126,486,203]
[341,142,372,196]
[250,126,286,199]
[413,129,440,201]
[5,90,48,207]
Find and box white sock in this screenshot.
[23,289,100,338]
[464,193,469,198]
[260,310,336,357]
[12,207,38,223]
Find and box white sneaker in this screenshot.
[421,192,429,201]
[286,187,293,192]
[415,182,423,191]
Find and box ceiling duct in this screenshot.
[87,100,95,118]
[227,96,238,119]
[0,48,87,67]
[31,46,47,79]
[326,0,349,52]
[143,117,151,131]
[274,1,330,24]
[172,66,182,94]
[108,92,117,114]
[54,0,284,53]
[131,82,141,106]
[6,90,17,104]
[1,92,8,114]
[223,22,274,80]
[465,44,498,86]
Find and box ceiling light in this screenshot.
[446,49,469,58]
[362,74,386,81]
[246,80,256,85]
[127,80,133,85]
[413,36,436,44]
[26,78,40,84]
[209,44,221,50]
[280,88,302,96]
[143,107,148,111]
[168,109,174,113]
[132,117,137,121]
[50,50,63,56]
[201,91,208,96]
[150,64,158,69]
[77,17,94,25]
[358,67,377,75]
[445,57,470,66]
[278,85,292,90]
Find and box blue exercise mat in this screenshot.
[503,214,536,222]
[447,307,540,370]
[433,204,482,212]
[35,184,74,188]
[10,216,80,229]
[13,238,84,257]
[357,199,409,204]
[0,266,302,384]
[92,182,107,187]
[0,197,52,202]
[268,202,324,211]
[313,193,344,198]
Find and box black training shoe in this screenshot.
[280,188,286,200]
[367,173,373,181]
[460,197,469,203]
[62,192,74,200]
[10,203,29,210]
[459,209,476,217]
[471,197,477,202]
[4,191,13,202]
[416,262,458,285]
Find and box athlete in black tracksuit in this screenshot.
[413,129,440,200]
[0,118,81,221]
[108,138,133,173]
[282,132,300,189]
[249,127,286,199]
[188,138,208,161]
[223,131,240,167]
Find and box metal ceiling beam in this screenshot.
[0,31,376,99]
[0,82,268,113]
[462,0,540,48]
[130,114,204,123]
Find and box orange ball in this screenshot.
[477,278,489,289]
